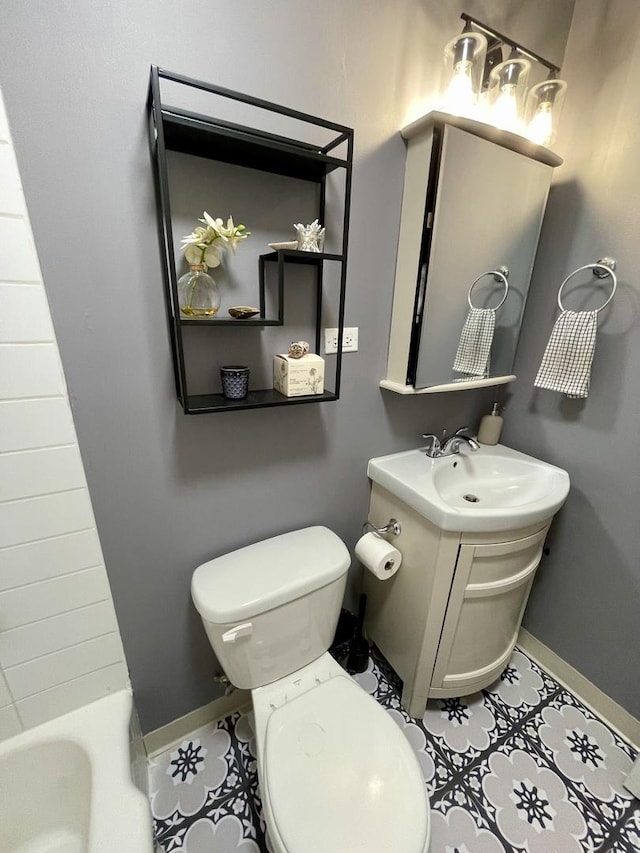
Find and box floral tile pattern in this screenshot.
[466,732,607,852]
[421,691,512,771]
[612,809,640,851]
[430,785,507,852]
[483,648,558,722]
[522,690,637,830]
[149,714,244,821]
[149,646,640,852]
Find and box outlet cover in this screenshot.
[324,327,358,354]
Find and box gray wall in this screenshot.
[0,0,573,732]
[501,0,640,718]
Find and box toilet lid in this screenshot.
[264,675,429,853]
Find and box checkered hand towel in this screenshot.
[534,310,598,398]
[453,307,495,377]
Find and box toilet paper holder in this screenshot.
[363,518,401,537]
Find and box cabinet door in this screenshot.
[429,526,548,697]
[413,125,552,388]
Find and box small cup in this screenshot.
[220,365,250,400]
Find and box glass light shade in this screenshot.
[488,57,531,134]
[441,31,488,118]
[525,78,567,147]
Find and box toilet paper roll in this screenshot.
[355,532,402,580]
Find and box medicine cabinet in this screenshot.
[381,112,562,395]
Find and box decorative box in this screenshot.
[273,353,325,397]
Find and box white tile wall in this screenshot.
[5,632,124,699]
[0,490,96,549]
[0,567,112,631]
[0,88,129,740]
[0,283,54,342]
[0,600,119,667]
[16,664,130,729]
[0,217,41,281]
[0,343,65,398]
[0,705,22,740]
[0,445,86,502]
[0,398,77,452]
[0,671,11,707]
[0,529,102,591]
[0,146,25,215]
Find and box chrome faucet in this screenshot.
[421,427,480,458]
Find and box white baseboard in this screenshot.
[518,627,640,750]
[143,632,640,757]
[144,689,251,758]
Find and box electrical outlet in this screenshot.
[324,327,358,354]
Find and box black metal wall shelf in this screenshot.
[148,66,353,414]
[179,317,283,327]
[262,250,344,264]
[162,108,347,181]
[186,389,339,415]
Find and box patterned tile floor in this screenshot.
[149,647,640,852]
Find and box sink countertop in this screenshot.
[367,443,570,534]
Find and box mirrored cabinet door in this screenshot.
[382,113,561,395]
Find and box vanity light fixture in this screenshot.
[441,13,568,147]
[525,73,568,147]
[441,23,487,118]
[488,51,531,133]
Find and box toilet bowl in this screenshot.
[191,526,430,853]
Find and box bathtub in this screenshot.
[0,690,154,852]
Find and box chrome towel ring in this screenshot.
[467,268,509,311]
[557,259,617,314]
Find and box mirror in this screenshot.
[382,112,562,394]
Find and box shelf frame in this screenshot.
[147,66,353,413]
[185,389,338,415]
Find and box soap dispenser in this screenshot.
[478,402,503,445]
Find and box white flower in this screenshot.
[180,225,208,248]
[203,245,222,268]
[181,211,250,268]
[184,244,218,267]
[202,212,227,240]
[218,216,249,254]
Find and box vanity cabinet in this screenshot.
[363,483,550,718]
[381,112,562,395]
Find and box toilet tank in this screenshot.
[191,527,351,690]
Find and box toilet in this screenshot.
[191,526,430,853]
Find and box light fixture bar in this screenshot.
[460,13,561,74]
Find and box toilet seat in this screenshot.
[262,673,430,853]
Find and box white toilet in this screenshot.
[191,526,430,853]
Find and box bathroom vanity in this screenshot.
[362,445,569,718]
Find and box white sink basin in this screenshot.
[367,443,570,533]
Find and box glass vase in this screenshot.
[177,264,221,318]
